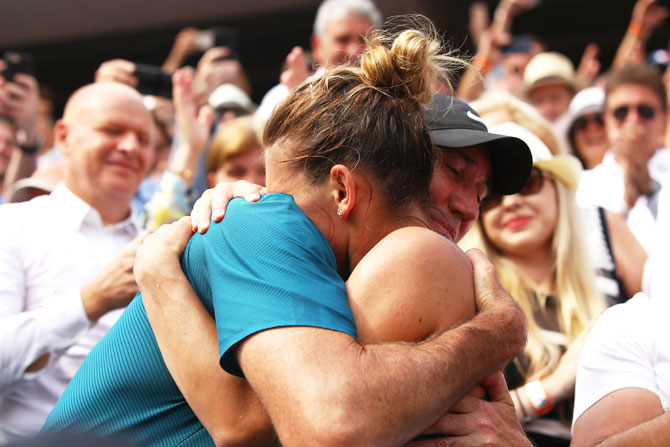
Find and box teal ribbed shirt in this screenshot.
[42,193,356,446]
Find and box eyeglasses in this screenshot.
[573,113,604,131]
[480,168,545,212]
[610,104,656,122]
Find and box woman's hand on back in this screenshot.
[191,180,265,233]
[134,217,194,291]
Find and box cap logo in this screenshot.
[467,110,488,128]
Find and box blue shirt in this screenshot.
[42,193,356,445]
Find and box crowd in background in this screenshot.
[1,0,670,446]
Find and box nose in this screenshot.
[118,131,140,152]
[500,193,523,209]
[449,188,480,224]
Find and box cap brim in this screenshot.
[431,128,533,195]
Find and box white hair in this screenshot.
[313,0,383,37]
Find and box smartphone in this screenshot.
[1,50,37,80]
[134,63,172,99]
[196,27,238,58]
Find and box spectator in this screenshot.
[0,116,17,202]
[462,121,606,446]
[524,52,577,124]
[204,116,264,187]
[0,82,155,441]
[254,0,382,122]
[43,24,532,447]
[576,64,670,253]
[0,69,41,202]
[566,87,608,169]
[471,94,646,303]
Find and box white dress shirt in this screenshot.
[576,149,670,253]
[0,183,139,441]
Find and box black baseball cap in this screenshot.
[425,94,533,195]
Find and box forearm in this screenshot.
[140,267,275,446]
[2,148,37,201]
[241,304,525,447]
[0,290,91,392]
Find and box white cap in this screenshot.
[569,86,605,117]
[208,84,253,112]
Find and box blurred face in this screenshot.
[605,83,667,160]
[572,112,608,169]
[428,145,491,242]
[312,13,374,68]
[0,121,16,176]
[529,83,574,122]
[60,89,156,203]
[209,146,266,187]
[481,168,557,257]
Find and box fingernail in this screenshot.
[199,220,209,230]
[249,193,260,201]
[213,208,224,219]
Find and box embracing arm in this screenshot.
[238,247,527,447]
[572,388,668,447]
[135,218,275,447]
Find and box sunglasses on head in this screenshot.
[480,168,546,212]
[610,104,656,122]
[573,113,604,131]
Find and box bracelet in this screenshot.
[513,389,532,425]
[628,20,645,38]
[473,54,494,73]
[524,379,555,417]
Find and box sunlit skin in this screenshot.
[207,146,266,188]
[573,113,608,169]
[529,83,574,123]
[0,121,16,177]
[481,171,558,259]
[312,13,375,68]
[428,145,491,242]
[605,83,667,161]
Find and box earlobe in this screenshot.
[330,164,355,219]
[53,120,70,156]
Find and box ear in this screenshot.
[310,34,322,65]
[53,119,70,157]
[330,164,355,219]
[206,171,217,189]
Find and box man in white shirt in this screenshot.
[0,82,156,441]
[254,0,382,122]
[576,64,670,252]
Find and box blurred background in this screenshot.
[3,0,670,116]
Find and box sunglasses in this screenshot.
[480,168,546,212]
[573,113,604,131]
[610,104,656,122]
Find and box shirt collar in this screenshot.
[50,182,140,236]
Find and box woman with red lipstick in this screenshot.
[463,122,606,447]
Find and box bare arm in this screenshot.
[347,227,476,344]
[572,388,667,447]
[238,248,527,447]
[613,0,669,68]
[134,218,276,446]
